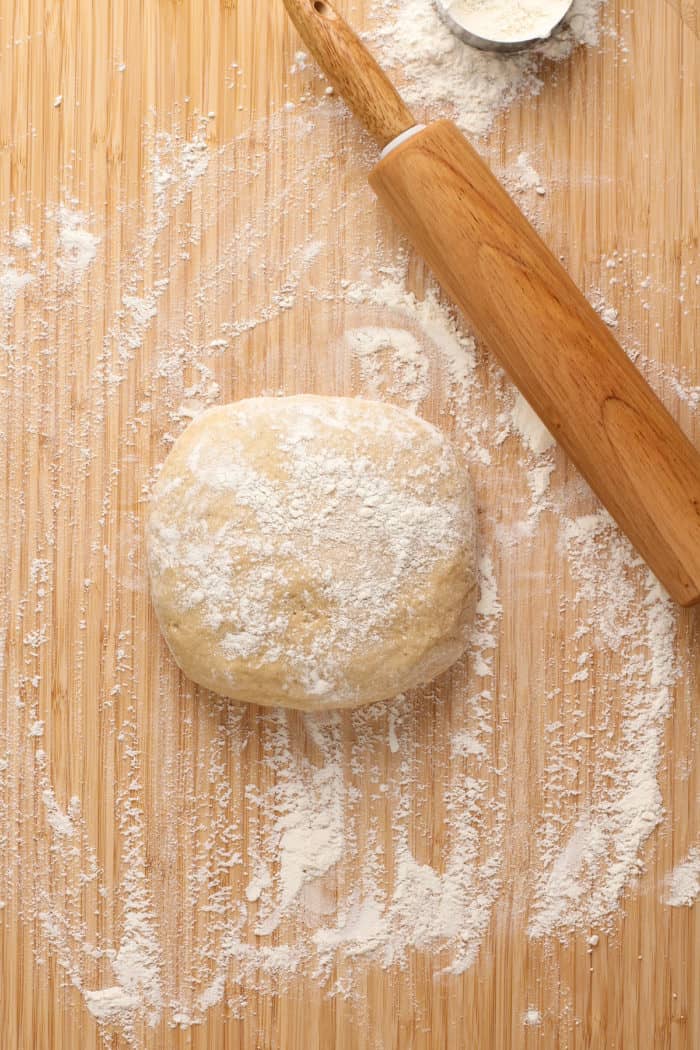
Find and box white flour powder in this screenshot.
[0,263,34,312]
[56,207,100,275]
[664,848,700,908]
[510,391,555,455]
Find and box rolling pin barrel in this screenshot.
[370,121,700,605]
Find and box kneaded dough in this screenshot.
[148,395,477,710]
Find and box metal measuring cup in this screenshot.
[435,0,574,53]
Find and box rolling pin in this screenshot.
[282,0,700,607]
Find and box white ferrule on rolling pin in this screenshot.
[380,125,426,158]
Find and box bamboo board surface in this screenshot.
[0,1,699,1048]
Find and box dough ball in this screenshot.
[148,395,477,710]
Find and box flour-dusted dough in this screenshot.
[148,396,477,710]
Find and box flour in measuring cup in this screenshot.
[442,0,572,43]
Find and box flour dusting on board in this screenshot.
[0,263,34,313]
[371,0,606,136]
[1,1,699,1046]
[56,208,100,274]
[664,848,700,908]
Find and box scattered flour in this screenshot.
[11,227,32,250]
[264,723,345,920]
[506,151,547,196]
[510,391,556,454]
[523,1007,542,1026]
[0,263,34,312]
[41,788,80,838]
[344,278,479,403]
[84,987,141,1026]
[345,326,431,408]
[529,515,681,936]
[56,207,100,275]
[664,848,700,907]
[152,127,210,231]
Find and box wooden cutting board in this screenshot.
[0,1,698,1048]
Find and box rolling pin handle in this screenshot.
[282,0,416,148]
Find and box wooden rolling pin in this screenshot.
[283,0,700,606]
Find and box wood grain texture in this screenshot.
[370,119,700,606]
[0,1,698,1049]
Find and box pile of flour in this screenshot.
[370,0,605,135]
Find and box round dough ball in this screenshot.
[148,396,477,710]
